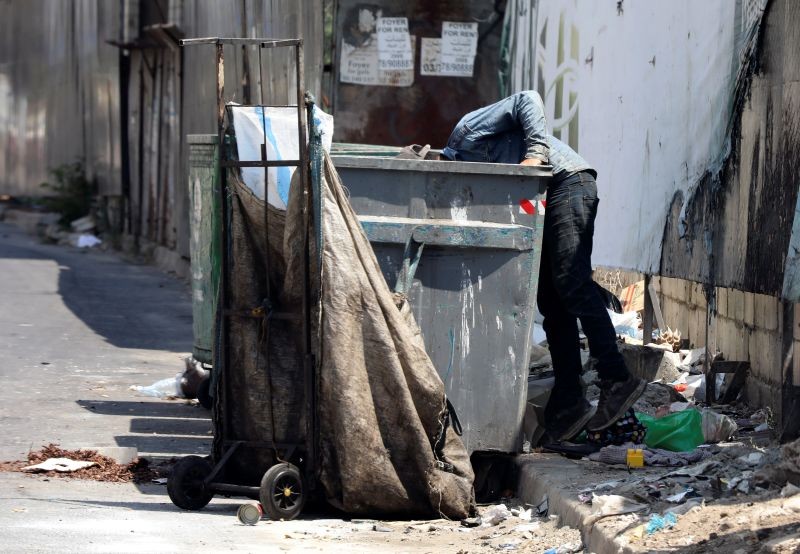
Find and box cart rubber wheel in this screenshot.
[168,455,214,510]
[196,376,212,410]
[259,463,306,521]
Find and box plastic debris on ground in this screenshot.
[645,512,678,534]
[701,407,738,442]
[590,494,648,519]
[608,309,642,339]
[22,458,97,472]
[638,409,705,451]
[543,542,583,554]
[75,233,102,248]
[129,372,183,399]
[481,504,512,526]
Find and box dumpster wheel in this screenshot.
[259,463,305,520]
[167,455,214,510]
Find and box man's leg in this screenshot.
[544,171,645,431]
[538,190,594,441]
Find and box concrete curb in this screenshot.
[516,454,641,554]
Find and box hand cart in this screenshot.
[167,37,321,521]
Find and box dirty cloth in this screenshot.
[306,153,474,517]
[589,443,712,467]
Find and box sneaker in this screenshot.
[545,398,596,442]
[586,375,647,431]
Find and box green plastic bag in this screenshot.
[636,409,705,452]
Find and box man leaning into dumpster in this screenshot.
[440,91,646,442]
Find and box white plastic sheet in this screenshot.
[231,105,334,209]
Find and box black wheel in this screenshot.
[259,463,306,520]
[196,376,212,410]
[168,455,214,510]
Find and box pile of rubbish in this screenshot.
[0,444,161,483]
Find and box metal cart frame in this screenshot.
[170,37,319,520]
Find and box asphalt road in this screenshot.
[0,223,207,461]
[0,222,579,553]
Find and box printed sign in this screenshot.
[440,21,478,77]
[419,38,442,76]
[340,37,415,87]
[376,17,413,71]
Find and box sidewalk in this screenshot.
[516,449,800,553]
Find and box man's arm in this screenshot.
[462,91,550,164]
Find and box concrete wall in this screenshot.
[656,278,792,430]
[641,0,800,439]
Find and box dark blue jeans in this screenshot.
[537,171,629,411]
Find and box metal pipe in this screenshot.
[180,37,301,47]
[220,159,301,168]
[208,483,261,496]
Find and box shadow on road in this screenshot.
[0,226,192,352]
[77,399,213,496]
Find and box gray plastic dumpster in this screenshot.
[331,155,551,454]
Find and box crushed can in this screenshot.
[237,502,263,525]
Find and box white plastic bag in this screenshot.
[231,104,334,209]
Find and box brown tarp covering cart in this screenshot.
[216,151,474,518]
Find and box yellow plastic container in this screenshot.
[626,448,644,468]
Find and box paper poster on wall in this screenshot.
[376,17,413,71]
[340,36,415,87]
[439,21,478,77]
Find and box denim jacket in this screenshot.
[441,91,595,179]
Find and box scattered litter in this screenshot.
[23,458,97,473]
[481,504,511,526]
[665,498,704,516]
[608,309,642,339]
[754,423,770,433]
[512,522,541,534]
[3,444,161,483]
[652,328,682,352]
[516,508,532,521]
[681,348,706,368]
[536,495,549,517]
[372,524,392,532]
[701,408,738,443]
[543,541,583,554]
[496,539,522,551]
[237,503,263,525]
[665,460,721,478]
[665,489,697,503]
[130,373,183,399]
[70,215,96,233]
[152,477,168,484]
[590,494,648,518]
[645,512,678,534]
[781,483,800,497]
[738,452,764,466]
[627,448,644,468]
[638,409,704,451]
[589,443,710,467]
[461,516,481,527]
[75,233,102,248]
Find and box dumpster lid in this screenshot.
[331,155,553,178]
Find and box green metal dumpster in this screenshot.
[187,135,222,365]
